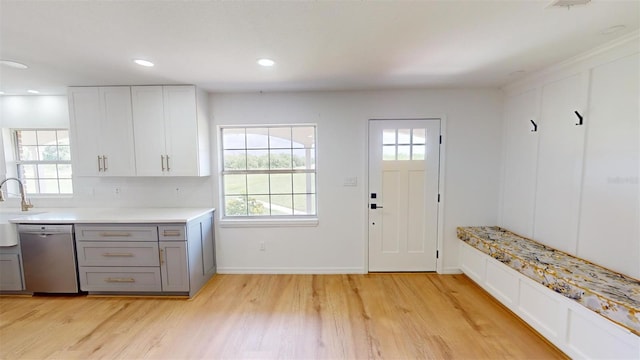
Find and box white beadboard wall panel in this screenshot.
[577,53,640,278]
[500,35,640,279]
[500,88,539,238]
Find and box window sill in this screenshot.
[219,217,319,228]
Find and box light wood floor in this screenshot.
[0,274,566,359]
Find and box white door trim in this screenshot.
[364,117,447,273]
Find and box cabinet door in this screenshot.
[501,89,540,237]
[99,87,136,176]
[534,73,588,253]
[159,241,189,292]
[0,254,23,291]
[68,87,102,176]
[577,53,640,278]
[132,86,167,176]
[163,86,200,176]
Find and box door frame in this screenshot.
[365,117,447,274]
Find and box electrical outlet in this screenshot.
[114,187,121,198]
[175,187,180,197]
[259,241,266,251]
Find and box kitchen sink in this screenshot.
[0,211,45,247]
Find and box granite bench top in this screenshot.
[457,226,640,336]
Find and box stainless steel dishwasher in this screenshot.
[18,224,80,294]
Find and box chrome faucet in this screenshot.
[0,177,34,211]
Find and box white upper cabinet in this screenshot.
[533,73,588,254]
[132,85,210,176]
[500,89,540,238]
[577,53,640,278]
[68,86,136,176]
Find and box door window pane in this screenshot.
[398,129,411,144]
[412,129,426,144]
[383,145,396,161]
[383,129,396,145]
[397,145,411,160]
[412,145,426,160]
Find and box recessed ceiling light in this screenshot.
[27,90,40,94]
[601,25,627,35]
[0,60,28,69]
[257,58,275,67]
[134,59,154,67]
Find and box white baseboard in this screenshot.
[439,266,463,274]
[217,267,366,274]
[218,267,463,275]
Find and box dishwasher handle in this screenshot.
[18,224,73,235]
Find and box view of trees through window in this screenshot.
[221,126,317,217]
[14,129,73,195]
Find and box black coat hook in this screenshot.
[530,119,537,132]
[574,111,583,126]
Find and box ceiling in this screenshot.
[0,0,638,95]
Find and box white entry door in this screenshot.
[368,119,441,272]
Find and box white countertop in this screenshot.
[4,207,215,224]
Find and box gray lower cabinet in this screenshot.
[0,253,23,291]
[160,241,189,292]
[75,211,215,297]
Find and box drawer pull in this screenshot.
[100,232,132,237]
[102,252,134,257]
[163,230,182,237]
[104,277,135,283]
[159,248,165,265]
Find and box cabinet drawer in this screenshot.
[79,266,161,292]
[77,242,159,267]
[76,225,158,242]
[158,226,186,241]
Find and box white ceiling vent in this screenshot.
[548,0,591,8]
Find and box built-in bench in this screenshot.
[457,226,640,359]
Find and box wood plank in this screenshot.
[0,274,566,359]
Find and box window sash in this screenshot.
[220,125,317,218]
[12,129,73,195]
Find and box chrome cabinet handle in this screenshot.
[105,277,135,283]
[102,252,134,257]
[103,155,108,171]
[98,156,103,171]
[166,155,170,171]
[161,155,165,171]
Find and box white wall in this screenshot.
[0,96,69,128]
[0,89,503,274]
[210,89,503,273]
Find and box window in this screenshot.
[221,125,316,217]
[13,129,72,195]
[383,128,426,161]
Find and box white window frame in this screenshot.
[12,128,73,196]
[218,124,318,226]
